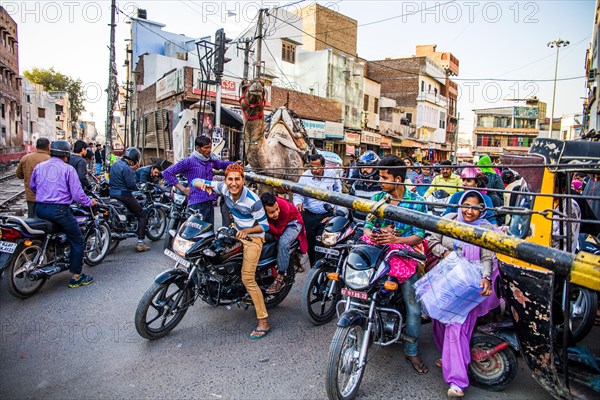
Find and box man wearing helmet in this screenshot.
[349,151,381,223]
[442,166,498,225]
[109,147,150,252]
[30,140,97,288]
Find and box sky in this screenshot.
[7,0,596,138]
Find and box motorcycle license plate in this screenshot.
[164,248,191,268]
[0,241,17,254]
[341,287,368,300]
[315,246,340,257]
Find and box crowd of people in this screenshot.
[13,137,600,397]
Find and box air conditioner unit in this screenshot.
[175,52,188,61]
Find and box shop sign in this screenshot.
[380,136,392,149]
[325,121,344,139]
[156,68,183,101]
[192,70,271,105]
[361,131,381,146]
[302,119,326,139]
[346,145,356,155]
[345,132,361,145]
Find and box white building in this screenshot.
[21,78,57,145]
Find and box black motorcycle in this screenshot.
[98,182,168,252]
[302,207,357,325]
[163,182,189,252]
[0,204,112,299]
[134,213,301,340]
[325,244,425,400]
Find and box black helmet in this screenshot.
[50,140,72,158]
[123,147,141,164]
[357,151,380,179]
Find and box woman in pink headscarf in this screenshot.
[427,190,502,398]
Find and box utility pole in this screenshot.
[241,39,252,82]
[255,9,265,79]
[454,112,460,163]
[547,38,569,139]
[105,0,117,168]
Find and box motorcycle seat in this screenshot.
[18,217,60,235]
[258,239,300,261]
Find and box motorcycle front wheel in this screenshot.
[569,285,597,343]
[326,322,367,400]
[84,222,112,266]
[468,333,518,391]
[2,241,47,299]
[301,265,340,325]
[146,207,167,241]
[135,280,193,340]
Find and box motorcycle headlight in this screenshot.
[344,267,373,290]
[172,235,194,257]
[321,231,340,247]
[174,193,186,205]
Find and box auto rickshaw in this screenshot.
[493,138,600,399]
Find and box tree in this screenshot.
[23,67,85,122]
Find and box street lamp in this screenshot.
[547,38,569,138]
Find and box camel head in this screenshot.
[240,79,266,121]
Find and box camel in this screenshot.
[239,79,314,184]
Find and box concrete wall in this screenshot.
[21,78,57,144]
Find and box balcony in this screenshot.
[417,92,447,108]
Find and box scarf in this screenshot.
[477,155,496,174]
[192,150,217,162]
[455,190,490,262]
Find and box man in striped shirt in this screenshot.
[192,164,271,339]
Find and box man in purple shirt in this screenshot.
[30,140,97,288]
[162,136,231,227]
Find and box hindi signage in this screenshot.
[156,69,183,101]
[361,131,382,146]
[345,132,361,145]
[302,119,326,139]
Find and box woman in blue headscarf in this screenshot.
[426,190,502,398]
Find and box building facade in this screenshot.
[21,78,57,145]
[472,105,541,157]
[367,45,458,161]
[0,5,22,151]
[582,0,599,135]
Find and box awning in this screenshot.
[211,102,243,129]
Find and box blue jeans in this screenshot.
[276,220,302,274]
[95,163,102,174]
[35,203,85,275]
[188,201,215,228]
[401,273,422,357]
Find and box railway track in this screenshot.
[0,173,26,214]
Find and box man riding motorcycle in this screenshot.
[349,150,381,224]
[109,147,150,252]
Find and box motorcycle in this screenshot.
[134,213,301,340]
[97,182,168,252]
[0,204,112,299]
[302,206,357,325]
[325,244,425,400]
[163,182,189,252]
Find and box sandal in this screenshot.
[405,356,429,375]
[249,328,271,340]
[435,359,442,368]
[266,277,286,294]
[447,387,464,398]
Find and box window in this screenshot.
[26,94,31,103]
[281,41,296,64]
[421,81,425,92]
[373,98,379,114]
[363,95,369,112]
[345,105,349,116]
[428,84,431,92]
[439,112,446,129]
[1,103,4,119]
[405,112,412,123]
[434,88,438,96]
[38,107,45,118]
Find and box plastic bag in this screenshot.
[414,251,485,324]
